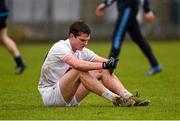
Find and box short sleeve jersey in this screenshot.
[38,39,97,88]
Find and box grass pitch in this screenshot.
[0,41,179,120]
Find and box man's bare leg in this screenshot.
[101,70,150,106]
[59,69,81,103]
[74,83,90,103]
[74,70,102,102]
[0,28,26,74]
[101,70,133,99]
[0,28,20,56]
[73,70,131,102]
[68,70,134,107]
[60,69,119,104]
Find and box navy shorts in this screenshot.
[0,16,7,29]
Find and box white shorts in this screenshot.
[38,81,78,107]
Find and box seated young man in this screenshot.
[38,21,150,107]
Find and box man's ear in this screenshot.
[69,33,74,38]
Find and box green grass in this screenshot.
[0,41,180,120]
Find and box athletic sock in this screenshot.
[14,56,25,67]
[121,89,132,99]
[101,89,119,101]
[68,96,79,106]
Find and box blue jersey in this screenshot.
[0,0,9,17]
[102,0,151,13]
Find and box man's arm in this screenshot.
[91,56,107,63]
[64,55,103,71]
[96,0,116,16]
[63,55,117,73]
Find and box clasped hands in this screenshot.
[102,57,119,74]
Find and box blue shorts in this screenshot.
[0,16,7,29]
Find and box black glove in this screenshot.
[102,57,119,74]
[108,57,119,74]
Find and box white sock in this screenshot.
[68,96,79,107]
[121,89,132,99]
[101,89,119,101]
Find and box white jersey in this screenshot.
[38,39,97,88]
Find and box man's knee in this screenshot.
[63,68,82,80]
[68,68,81,73]
[79,71,89,80]
[100,69,110,76]
[79,70,106,81]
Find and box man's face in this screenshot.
[70,32,90,51]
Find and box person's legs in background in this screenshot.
[109,7,132,59]
[128,19,162,76]
[0,27,26,74]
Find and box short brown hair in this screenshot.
[69,21,91,37]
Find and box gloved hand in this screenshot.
[102,57,119,74]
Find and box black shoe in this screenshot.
[129,92,150,106]
[15,64,26,74]
[112,96,135,107]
